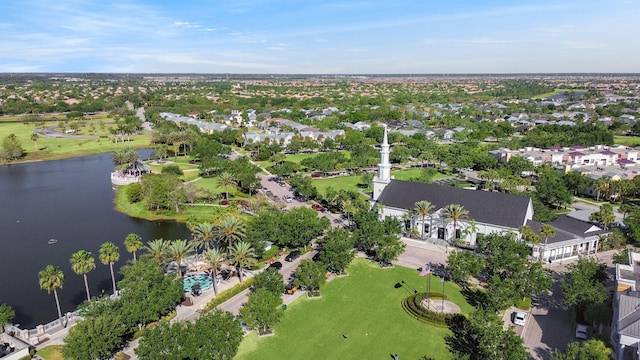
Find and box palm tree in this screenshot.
[341,199,357,226]
[443,204,469,243]
[99,242,120,295]
[145,238,168,264]
[413,200,434,240]
[166,239,194,278]
[215,216,246,251]
[218,172,236,201]
[70,250,95,302]
[124,233,143,261]
[202,248,225,296]
[540,224,556,262]
[464,219,479,244]
[228,241,256,283]
[39,265,64,325]
[30,132,39,151]
[192,222,216,252]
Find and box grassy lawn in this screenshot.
[392,168,450,181]
[614,135,640,147]
[0,118,152,163]
[534,88,589,99]
[235,258,473,360]
[37,345,64,360]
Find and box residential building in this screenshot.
[613,252,640,360]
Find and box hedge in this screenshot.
[401,292,457,328]
[203,278,255,312]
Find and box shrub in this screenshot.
[401,293,457,328]
[161,164,183,176]
[515,297,532,310]
[203,278,255,312]
[126,182,143,203]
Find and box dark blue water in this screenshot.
[0,151,190,328]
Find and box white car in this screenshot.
[513,311,527,326]
[576,324,588,340]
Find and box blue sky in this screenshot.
[0,0,638,74]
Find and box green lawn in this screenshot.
[235,258,473,360]
[392,168,450,181]
[0,118,151,163]
[37,345,64,360]
[614,136,640,147]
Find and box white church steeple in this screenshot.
[372,124,392,201]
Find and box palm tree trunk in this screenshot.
[109,263,117,295]
[238,267,243,282]
[421,215,426,239]
[53,290,63,326]
[83,274,91,302]
[133,251,137,261]
[211,270,219,297]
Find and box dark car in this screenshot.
[285,250,301,262]
[269,261,283,270]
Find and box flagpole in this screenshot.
[441,276,445,310]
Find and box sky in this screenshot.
[0,0,639,74]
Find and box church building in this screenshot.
[370,125,605,261]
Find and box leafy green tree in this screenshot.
[447,250,483,284]
[317,228,355,274]
[136,310,243,360]
[166,239,194,278]
[375,234,406,265]
[239,288,283,335]
[62,314,127,360]
[39,265,65,324]
[99,241,120,294]
[252,267,285,297]
[561,257,607,308]
[202,248,226,296]
[536,165,573,209]
[0,303,15,332]
[563,171,592,195]
[1,133,24,160]
[289,173,318,199]
[124,233,143,261]
[111,146,137,167]
[589,203,616,230]
[140,173,182,211]
[70,250,96,302]
[229,241,257,282]
[294,259,326,294]
[445,310,529,360]
[161,164,183,176]
[551,339,611,360]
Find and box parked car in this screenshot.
[513,311,527,326]
[285,250,301,262]
[269,261,283,270]
[311,203,324,211]
[575,324,588,340]
[284,196,292,203]
[285,284,299,294]
[311,173,322,178]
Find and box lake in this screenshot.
[0,151,190,328]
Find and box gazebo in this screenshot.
[110,160,151,186]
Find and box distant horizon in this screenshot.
[1,1,639,74]
[1,72,640,77]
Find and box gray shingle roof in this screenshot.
[618,292,640,338]
[377,180,531,229]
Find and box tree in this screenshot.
[443,204,469,242]
[413,200,434,240]
[317,228,355,274]
[551,339,612,360]
[124,233,143,261]
[216,216,246,250]
[0,303,15,332]
[294,259,326,294]
[145,238,168,264]
[253,267,285,297]
[445,310,529,360]
[218,172,236,201]
[62,314,127,360]
[70,250,96,302]
[1,133,24,160]
[39,265,65,325]
[589,203,616,230]
[136,310,243,360]
[539,224,556,261]
[99,241,120,295]
[375,234,406,265]
[111,146,138,168]
[561,257,607,308]
[447,250,483,284]
[239,288,283,335]
[202,247,226,297]
[192,222,216,252]
[166,239,194,278]
[30,132,39,151]
[536,165,572,209]
[228,241,256,282]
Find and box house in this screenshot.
[613,252,640,360]
[371,126,606,257]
